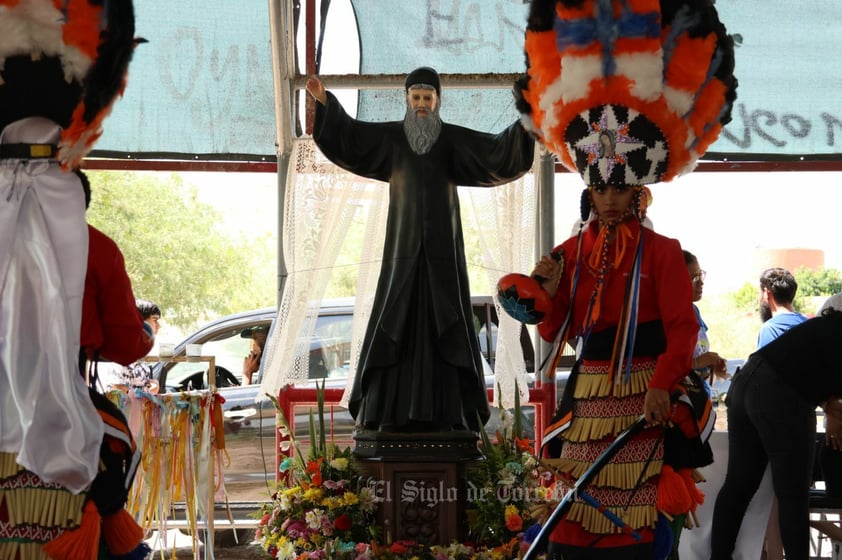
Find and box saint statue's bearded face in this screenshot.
[403,85,442,155]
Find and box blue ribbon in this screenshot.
[555,0,661,76]
[623,234,644,383]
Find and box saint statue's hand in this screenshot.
[306,76,327,105]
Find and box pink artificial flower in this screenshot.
[282,518,308,538]
[323,479,345,490]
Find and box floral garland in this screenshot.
[255,386,554,560]
[255,390,379,558]
[464,389,556,549]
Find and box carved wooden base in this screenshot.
[353,431,481,546]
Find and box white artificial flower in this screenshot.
[305,508,325,530]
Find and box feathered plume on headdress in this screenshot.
[515,0,737,186]
[0,0,140,168]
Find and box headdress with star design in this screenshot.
[514,0,737,186]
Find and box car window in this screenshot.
[166,334,252,389]
[477,322,498,368]
[309,313,354,379]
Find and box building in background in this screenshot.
[751,248,824,276]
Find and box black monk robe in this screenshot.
[312,92,534,432]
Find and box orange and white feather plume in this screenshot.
[0,0,140,167]
[515,0,737,186]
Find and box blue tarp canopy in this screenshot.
[93,0,842,163]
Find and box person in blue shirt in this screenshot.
[757,267,808,348]
[755,267,808,560]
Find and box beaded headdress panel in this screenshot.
[515,0,738,186]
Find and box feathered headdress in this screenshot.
[0,0,140,168]
[515,0,737,186]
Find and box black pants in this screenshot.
[709,356,816,560]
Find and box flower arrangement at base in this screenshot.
[254,384,554,560]
[255,387,380,559]
[464,387,556,553]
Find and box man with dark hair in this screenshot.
[758,267,807,348]
[243,326,268,385]
[136,298,162,329]
[305,67,534,434]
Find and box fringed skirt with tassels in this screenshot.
[0,453,85,560]
[547,358,663,550]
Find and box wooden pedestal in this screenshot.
[354,430,481,546]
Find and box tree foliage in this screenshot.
[711,267,842,359]
[727,283,758,314]
[793,266,842,296]
[85,171,276,331]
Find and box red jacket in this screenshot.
[538,219,697,392]
[80,225,152,365]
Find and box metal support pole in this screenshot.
[534,146,556,385]
[268,0,296,308]
[290,72,524,91]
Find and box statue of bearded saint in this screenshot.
[302,68,534,436]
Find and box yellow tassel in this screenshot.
[567,502,657,534]
[42,500,101,560]
[574,361,654,399]
[690,468,706,484]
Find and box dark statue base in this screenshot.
[353,430,482,546]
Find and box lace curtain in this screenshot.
[466,176,536,408]
[261,138,536,410]
[261,139,386,400]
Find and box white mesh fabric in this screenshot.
[466,175,536,409]
[260,139,384,400]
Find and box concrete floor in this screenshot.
[147,529,266,559]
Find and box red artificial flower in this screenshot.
[306,457,324,486]
[505,513,523,532]
[306,457,324,474]
[334,513,352,531]
[389,542,408,555]
[514,436,533,452]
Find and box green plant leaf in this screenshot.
[317,378,327,455]
[308,409,317,461]
[513,383,523,442]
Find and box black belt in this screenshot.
[581,320,667,360]
[0,143,57,159]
